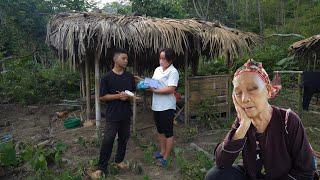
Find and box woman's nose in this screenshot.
[241,92,251,103]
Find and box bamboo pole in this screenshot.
[94,50,101,128]
[132,57,137,133]
[184,52,189,125]
[85,60,90,121]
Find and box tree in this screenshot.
[256,0,263,35]
[103,1,132,15]
[0,0,97,56]
[188,0,227,22]
[130,0,187,19]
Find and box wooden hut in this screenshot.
[46,12,261,128]
[290,34,320,71]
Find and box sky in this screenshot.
[94,0,127,8]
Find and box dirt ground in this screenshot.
[1,102,319,179]
[0,103,224,180]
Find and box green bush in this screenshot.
[0,57,79,104]
[0,141,17,167]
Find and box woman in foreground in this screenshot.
[205,59,317,180]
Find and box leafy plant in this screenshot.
[0,141,17,167]
[174,148,213,180]
[194,96,222,129]
[76,136,87,148]
[178,126,198,143]
[142,144,157,165]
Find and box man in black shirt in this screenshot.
[90,48,136,179]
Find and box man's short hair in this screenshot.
[113,48,128,60]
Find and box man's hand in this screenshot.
[117,91,129,101]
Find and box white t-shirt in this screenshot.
[151,64,179,111]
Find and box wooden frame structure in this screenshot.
[46,12,260,130]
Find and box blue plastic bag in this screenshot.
[137,80,148,90]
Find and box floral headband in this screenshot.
[234,59,281,98]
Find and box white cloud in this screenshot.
[94,0,128,8]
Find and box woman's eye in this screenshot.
[248,87,258,91]
[235,92,242,96]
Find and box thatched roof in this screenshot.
[289,34,320,71]
[46,12,261,73]
[290,34,320,58]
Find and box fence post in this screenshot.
[228,74,232,121]
[298,73,303,117]
[184,52,189,125]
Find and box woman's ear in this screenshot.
[266,84,272,98]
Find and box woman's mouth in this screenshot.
[244,106,255,111]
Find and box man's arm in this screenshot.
[100,92,130,102]
[100,93,121,102]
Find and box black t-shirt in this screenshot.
[256,132,266,179]
[100,70,136,121]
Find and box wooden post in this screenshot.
[132,58,137,133]
[298,73,302,116]
[227,52,232,122]
[94,50,101,128]
[80,63,85,99]
[85,59,90,121]
[227,75,232,121]
[184,52,190,125]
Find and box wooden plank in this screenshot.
[136,124,155,131]
[190,143,214,160]
[309,111,320,115]
[273,71,303,74]
[188,74,230,80]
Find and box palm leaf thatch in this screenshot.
[290,34,320,58]
[46,12,261,73]
[289,34,320,70]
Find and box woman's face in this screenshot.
[159,52,171,69]
[233,72,271,118]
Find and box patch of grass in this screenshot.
[177,126,198,143]
[174,147,213,180]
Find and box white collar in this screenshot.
[160,64,173,73]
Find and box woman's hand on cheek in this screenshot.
[233,94,252,127]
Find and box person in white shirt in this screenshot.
[148,48,179,167]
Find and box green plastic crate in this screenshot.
[64,117,81,129]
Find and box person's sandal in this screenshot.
[88,170,103,180]
[115,162,129,169]
[153,151,163,159]
[156,158,168,167]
